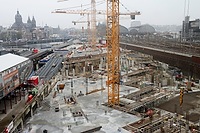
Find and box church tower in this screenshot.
[31,16,36,28]
[27,16,31,24]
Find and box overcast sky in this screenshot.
[0,0,199,29]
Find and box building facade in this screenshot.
[11,11,36,31]
[181,16,200,41]
[0,53,33,99]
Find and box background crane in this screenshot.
[91,0,96,49]
[72,13,91,42]
[52,8,140,48]
[52,9,103,48]
[55,0,98,49]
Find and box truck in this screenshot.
[27,76,39,86]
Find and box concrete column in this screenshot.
[64,69,66,77]
[158,82,161,88]
[126,59,128,74]
[143,76,146,81]
[106,63,108,71]
[36,64,39,70]
[48,83,50,92]
[99,64,102,70]
[20,119,24,129]
[10,96,12,109]
[15,91,17,104]
[54,76,57,82]
[37,100,40,108]
[30,106,33,117]
[100,57,103,68]
[62,72,65,80]
[121,58,124,67]
[101,58,106,67]
[62,69,65,77]
[71,79,73,96]
[66,70,68,79]
[199,118,200,132]
[132,60,134,68]
[71,88,73,96]
[129,60,131,68]
[75,65,78,74]
[4,97,7,114]
[59,74,62,81]
[199,80,200,87]
[83,67,85,74]
[42,93,44,100]
[45,87,48,96]
[185,112,189,133]
[73,69,75,77]
[91,65,94,73]
[119,57,121,66]
[173,86,176,96]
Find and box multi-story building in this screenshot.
[181,16,200,41]
[0,53,33,99]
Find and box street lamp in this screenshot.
[101,70,104,89]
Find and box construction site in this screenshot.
[17,42,200,133]
[1,0,200,133]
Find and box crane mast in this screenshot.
[91,0,96,49]
[106,0,120,106]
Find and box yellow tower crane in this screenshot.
[53,0,141,106]
[106,0,140,106]
[106,0,120,106]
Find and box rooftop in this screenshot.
[0,53,29,72]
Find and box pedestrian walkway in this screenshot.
[0,97,26,133]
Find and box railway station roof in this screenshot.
[0,53,29,72]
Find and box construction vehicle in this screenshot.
[57,83,65,90]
